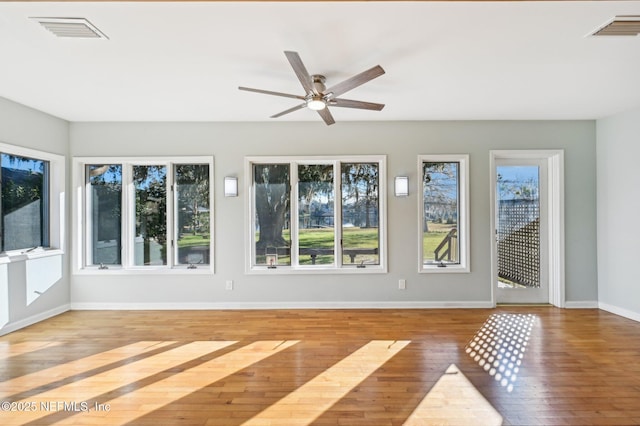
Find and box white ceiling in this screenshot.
[1,1,640,123]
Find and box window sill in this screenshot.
[247,266,387,275]
[74,266,214,275]
[420,264,470,274]
[0,248,64,264]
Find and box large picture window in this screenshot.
[419,154,469,273]
[75,157,213,272]
[247,156,386,273]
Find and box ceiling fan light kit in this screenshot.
[239,51,385,125]
[306,98,327,111]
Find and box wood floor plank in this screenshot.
[1,308,640,425]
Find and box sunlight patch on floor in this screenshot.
[403,364,502,426]
[466,313,536,392]
[242,340,410,425]
[0,340,64,359]
[0,341,176,395]
[117,340,300,424]
[0,340,236,424]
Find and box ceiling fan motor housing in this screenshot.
[311,74,327,94]
[306,75,329,110]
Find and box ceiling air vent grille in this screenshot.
[591,16,640,36]
[32,17,108,39]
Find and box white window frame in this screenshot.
[245,155,387,274]
[72,156,214,274]
[0,141,65,264]
[418,154,470,273]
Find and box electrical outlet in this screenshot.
[225,280,233,290]
[399,279,406,290]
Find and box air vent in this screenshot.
[591,16,640,36]
[31,17,108,39]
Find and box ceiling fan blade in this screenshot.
[270,103,307,118]
[325,65,385,98]
[284,51,316,95]
[317,108,335,126]
[239,86,305,100]
[330,98,385,111]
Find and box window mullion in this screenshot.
[84,167,93,267]
[335,161,343,268]
[171,164,178,267]
[290,162,299,268]
[42,161,51,247]
[167,163,175,268]
[249,166,257,268]
[124,163,134,268]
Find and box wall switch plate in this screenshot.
[399,279,406,290]
[225,280,233,290]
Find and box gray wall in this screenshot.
[0,96,70,334]
[69,120,597,308]
[597,107,640,321]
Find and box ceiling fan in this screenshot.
[239,51,385,126]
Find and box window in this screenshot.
[341,163,381,266]
[0,143,64,258]
[133,165,168,266]
[419,154,469,273]
[247,156,386,273]
[1,153,49,251]
[74,157,213,272]
[87,164,122,265]
[174,164,211,267]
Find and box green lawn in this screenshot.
[423,222,457,262]
[178,225,455,265]
[178,233,210,249]
[253,224,457,265]
[299,227,380,265]
[255,227,381,265]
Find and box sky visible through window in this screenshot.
[1,153,44,173]
[497,166,539,201]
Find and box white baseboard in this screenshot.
[598,302,640,323]
[564,301,599,309]
[70,301,495,310]
[0,304,71,336]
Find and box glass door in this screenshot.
[494,158,548,304]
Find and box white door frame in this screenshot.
[490,150,565,307]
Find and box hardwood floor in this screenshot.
[1,308,640,425]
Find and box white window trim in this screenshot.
[72,156,214,275]
[244,155,387,275]
[0,142,65,264]
[418,154,470,273]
